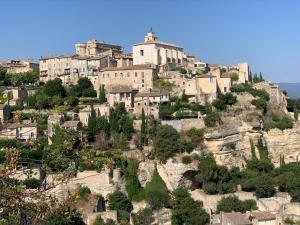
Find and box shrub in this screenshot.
[154,125,180,162]
[182,155,192,164]
[132,208,154,225]
[23,178,41,189]
[204,111,220,127]
[230,73,239,81]
[251,98,267,112]
[77,186,91,200]
[254,174,275,198]
[186,128,204,144]
[171,188,210,225]
[216,196,257,213]
[108,191,132,212]
[230,84,246,92]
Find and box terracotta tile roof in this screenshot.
[134,40,183,49]
[108,85,135,93]
[100,64,156,72]
[222,212,251,225]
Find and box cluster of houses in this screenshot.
[0,30,251,142]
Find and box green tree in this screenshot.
[108,191,132,212]
[42,78,66,97]
[216,196,257,213]
[230,73,239,81]
[132,208,154,225]
[154,125,180,162]
[140,108,147,146]
[171,188,210,225]
[99,85,107,104]
[248,71,253,83]
[294,105,298,121]
[45,127,81,173]
[186,128,204,145]
[204,111,220,127]
[145,168,170,209]
[254,174,275,198]
[125,159,144,201]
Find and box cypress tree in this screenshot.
[87,104,97,141]
[109,108,119,134]
[249,71,253,83]
[99,85,106,104]
[294,105,298,121]
[259,72,264,82]
[141,108,146,146]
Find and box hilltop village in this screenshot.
[0,31,299,225]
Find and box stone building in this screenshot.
[39,40,131,85]
[0,60,39,74]
[107,85,138,112]
[1,86,27,106]
[0,122,37,141]
[97,64,158,92]
[134,89,169,118]
[0,104,10,123]
[79,104,110,126]
[133,31,186,71]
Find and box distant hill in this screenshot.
[277,83,300,99]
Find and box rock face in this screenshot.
[138,160,155,187]
[204,123,261,168]
[264,128,300,167]
[157,157,199,191]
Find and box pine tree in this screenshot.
[294,105,298,121]
[140,108,146,146]
[87,104,97,141]
[99,85,106,104]
[259,72,264,82]
[248,71,253,83]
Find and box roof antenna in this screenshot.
[150,26,153,33]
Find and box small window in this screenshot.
[140,50,144,56]
[135,72,137,77]
[115,73,117,78]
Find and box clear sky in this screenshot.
[1,0,300,82]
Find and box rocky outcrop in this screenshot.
[264,128,300,167]
[157,157,199,191]
[138,160,155,187]
[204,123,261,168]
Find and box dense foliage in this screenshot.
[216,196,257,213]
[171,188,210,225]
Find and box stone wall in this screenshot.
[264,128,300,167]
[161,118,205,132]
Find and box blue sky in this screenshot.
[1,0,300,82]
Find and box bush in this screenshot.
[23,178,41,189]
[230,73,239,81]
[108,191,132,212]
[263,110,293,131]
[186,128,204,144]
[77,186,91,200]
[204,111,220,127]
[132,208,154,225]
[171,188,210,225]
[254,174,275,198]
[182,155,192,164]
[231,84,246,93]
[154,125,180,162]
[216,196,257,213]
[251,98,267,112]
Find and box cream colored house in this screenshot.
[107,85,138,112]
[134,89,169,118]
[0,60,39,74]
[133,31,185,69]
[0,123,37,141]
[39,39,125,85]
[79,104,110,126]
[97,64,158,92]
[2,86,27,106]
